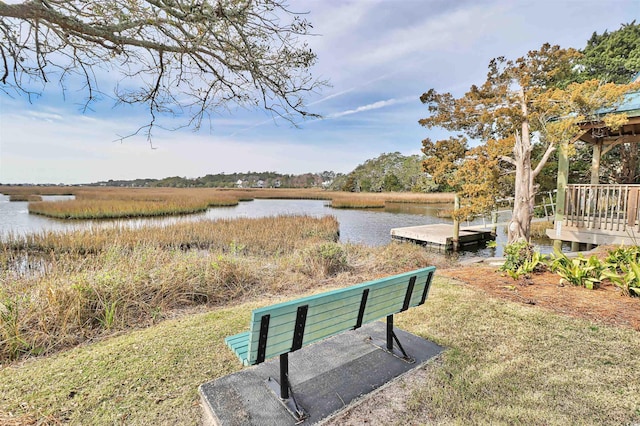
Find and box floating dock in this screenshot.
[390,224,495,251]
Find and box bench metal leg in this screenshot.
[369,315,414,364]
[280,353,289,400]
[265,353,308,422]
[386,315,394,351]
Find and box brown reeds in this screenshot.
[531,220,554,239]
[0,186,73,197]
[27,188,240,220]
[329,191,454,209]
[4,186,455,219]
[329,198,386,209]
[0,215,343,361]
[8,194,42,202]
[3,215,340,256]
[0,213,450,364]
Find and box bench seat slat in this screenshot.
[234,266,435,365]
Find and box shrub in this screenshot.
[501,241,544,279]
[547,249,605,289]
[299,242,348,277]
[603,246,640,297]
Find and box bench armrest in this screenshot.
[225,331,250,366]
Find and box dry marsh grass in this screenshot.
[3,186,454,220]
[531,219,554,239]
[0,186,72,197]
[330,198,386,209]
[330,192,454,209]
[0,216,444,364]
[27,188,240,219]
[28,198,214,219]
[8,194,42,202]
[3,215,339,255]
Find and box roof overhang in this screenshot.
[576,115,640,145]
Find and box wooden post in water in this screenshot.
[452,194,460,251]
[491,210,498,236]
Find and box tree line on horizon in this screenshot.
[93,152,438,192]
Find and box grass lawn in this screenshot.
[2,276,639,425]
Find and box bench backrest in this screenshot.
[244,266,435,365]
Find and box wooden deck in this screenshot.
[390,224,495,251]
[549,184,640,246]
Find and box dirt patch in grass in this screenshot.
[439,264,640,331]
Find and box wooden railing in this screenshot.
[564,184,640,232]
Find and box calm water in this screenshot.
[0,194,540,257]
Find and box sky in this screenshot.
[0,0,638,184]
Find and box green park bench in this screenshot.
[224,265,436,421]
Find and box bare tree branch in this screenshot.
[532,143,556,179]
[0,0,325,136]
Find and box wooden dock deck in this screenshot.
[390,224,495,251]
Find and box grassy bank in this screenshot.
[8,195,42,202]
[329,197,386,209]
[2,276,638,425]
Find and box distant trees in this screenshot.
[96,154,436,192]
[0,0,323,137]
[330,152,435,193]
[96,171,334,188]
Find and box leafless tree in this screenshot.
[0,0,324,138]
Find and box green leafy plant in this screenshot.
[547,249,605,289]
[501,241,544,279]
[604,245,640,269]
[99,301,118,330]
[603,246,640,297]
[506,251,544,280]
[603,262,640,297]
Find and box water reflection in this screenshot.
[0,195,557,257]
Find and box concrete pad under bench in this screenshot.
[199,321,443,425]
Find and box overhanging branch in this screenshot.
[0,0,325,135]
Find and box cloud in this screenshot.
[24,110,65,122]
[328,96,414,119]
[349,3,506,69]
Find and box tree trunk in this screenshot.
[508,89,534,243]
[509,136,534,243]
